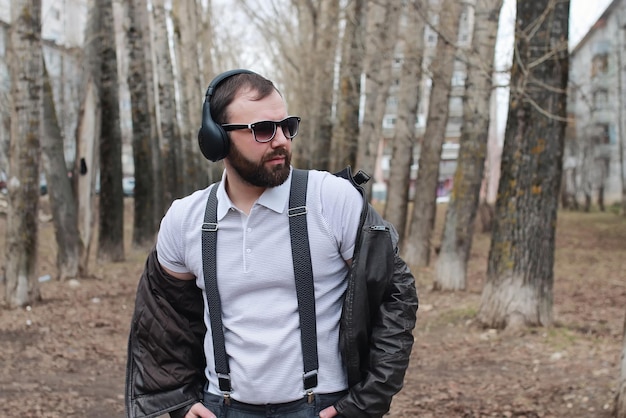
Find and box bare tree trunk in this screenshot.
[198,1,223,184]
[97,0,125,262]
[5,0,43,308]
[127,0,156,248]
[384,0,426,243]
[74,0,102,276]
[172,0,204,194]
[404,0,462,267]
[435,0,503,291]
[152,0,184,208]
[330,0,366,173]
[357,0,402,197]
[140,0,164,227]
[310,0,339,171]
[478,0,570,330]
[41,59,82,281]
[617,310,626,417]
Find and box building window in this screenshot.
[451,71,466,87]
[593,89,608,109]
[591,53,608,77]
[383,115,396,129]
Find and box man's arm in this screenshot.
[162,264,196,280]
[335,219,419,417]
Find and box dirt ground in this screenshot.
[0,197,625,418]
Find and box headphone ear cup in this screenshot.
[198,68,255,162]
[198,100,229,162]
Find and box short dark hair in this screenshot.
[210,73,279,125]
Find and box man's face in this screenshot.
[225,89,292,188]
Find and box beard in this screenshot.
[228,142,291,188]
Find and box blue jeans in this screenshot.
[202,391,347,418]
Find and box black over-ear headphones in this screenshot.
[198,69,256,162]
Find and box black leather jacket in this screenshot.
[126,169,418,418]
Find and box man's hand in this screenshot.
[184,402,215,418]
[319,405,338,418]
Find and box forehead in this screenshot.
[227,88,287,122]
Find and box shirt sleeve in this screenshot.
[156,198,191,274]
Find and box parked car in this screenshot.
[122,176,135,197]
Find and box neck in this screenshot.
[224,171,266,215]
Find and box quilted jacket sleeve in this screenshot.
[125,248,207,418]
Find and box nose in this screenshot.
[271,125,290,148]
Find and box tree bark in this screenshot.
[74,0,102,275]
[172,0,205,194]
[330,0,366,173]
[404,0,462,267]
[384,0,426,243]
[5,0,43,308]
[435,0,503,290]
[41,59,82,281]
[127,0,156,248]
[309,0,340,171]
[97,0,125,262]
[357,0,402,198]
[478,0,570,329]
[152,0,184,208]
[617,310,626,417]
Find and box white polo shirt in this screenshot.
[156,168,363,404]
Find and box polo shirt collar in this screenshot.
[216,167,292,220]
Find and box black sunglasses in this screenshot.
[221,116,301,143]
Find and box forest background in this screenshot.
[1,0,626,417]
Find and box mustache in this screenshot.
[263,148,289,162]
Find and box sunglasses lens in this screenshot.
[253,121,276,142]
[282,117,300,139]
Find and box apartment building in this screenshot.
[376,0,479,202]
[568,0,625,205]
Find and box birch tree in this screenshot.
[404,0,463,267]
[308,0,340,171]
[74,0,103,274]
[5,0,43,307]
[434,0,503,290]
[357,0,402,198]
[384,0,426,242]
[330,0,366,173]
[41,60,82,280]
[478,0,570,329]
[152,0,184,207]
[127,0,156,247]
[172,0,204,194]
[97,0,125,262]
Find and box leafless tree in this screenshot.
[403,0,463,267]
[127,0,156,248]
[41,60,82,281]
[618,310,626,417]
[434,0,503,290]
[97,0,125,262]
[478,0,570,330]
[384,0,426,242]
[172,0,205,193]
[5,0,43,308]
[152,0,185,207]
[357,0,402,198]
[330,0,366,173]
